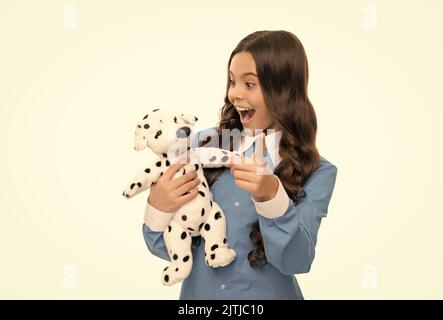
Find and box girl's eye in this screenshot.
[246,82,255,89]
[229,80,235,86]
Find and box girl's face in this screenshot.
[228,51,280,133]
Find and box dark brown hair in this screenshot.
[199,30,320,268]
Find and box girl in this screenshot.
[142,30,337,299]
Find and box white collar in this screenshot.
[236,130,283,167]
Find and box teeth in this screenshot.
[236,106,253,112]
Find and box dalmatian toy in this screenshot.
[122,108,239,286]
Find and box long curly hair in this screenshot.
[199,30,320,268]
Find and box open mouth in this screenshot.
[236,106,256,124]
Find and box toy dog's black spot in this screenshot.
[210,253,215,260]
[173,254,178,260]
[187,227,194,231]
[137,125,141,128]
[210,200,213,207]
[211,244,218,251]
[204,223,210,231]
[201,208,205,216]
[209,156,217,162]
[222,150,228,155]
[223,238,226,244]
[130,183,135,190]
[168,225,172,232]
[162,153,167,158]
[202,181,207,188]
[166,160,170,166]
[221,155,229,162]
[164,275,169,282]
[155,130,162,139]
[183,255,190,262]
[156,161,161,167]
[145,168,150,174]
[181,232,187,240]
[174,116,177,123]
[198,222,204,231]
[163,266,168,271]
[137,182,142,188]
[181,215,187,221]
[143,114,149,120]
[153,108,159,112]
[198,191,205,197]
[214,211,222,220]
[194,116,198,121]
[195,164,199,170]
[175,268,179,272]
[144,124,150,129]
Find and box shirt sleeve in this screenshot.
[142,223,171,262]
[251,176,289,218]
[257,158,338,275]
[142,198,176,262]
[144,200,175,232]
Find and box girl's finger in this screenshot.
[164,161,187,180]
[175,186,199,205]
[253,133,267,166]
[229,156,257,172]
[231,168,255,183]
[174,177,201,196]
[233,179,255,193]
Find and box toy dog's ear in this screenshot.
[133,121,149,151]
[179,113,198,125]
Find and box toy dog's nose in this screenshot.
[176,126,191,138]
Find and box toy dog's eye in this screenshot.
[144,124,150,129]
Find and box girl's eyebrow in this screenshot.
[229,70,257,78]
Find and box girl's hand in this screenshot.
[224,133,279,202]
[148,162,201,213]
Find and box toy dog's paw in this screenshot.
[161,262,192,286]
[122,181,143,199]
[205,247,236,268]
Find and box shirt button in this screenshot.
[234,201,239,207]
[220,283,226,290]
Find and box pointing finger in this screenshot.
[253,133,267,166]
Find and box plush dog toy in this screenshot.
[122,108,238,286]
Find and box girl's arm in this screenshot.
[142,203,174,262]
[255,158,337,275]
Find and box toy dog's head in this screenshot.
[133,108,198,156]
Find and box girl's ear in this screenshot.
[179,113,198,125]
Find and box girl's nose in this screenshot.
[230,86,244,103]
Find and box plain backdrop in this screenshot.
[0,0,442,299]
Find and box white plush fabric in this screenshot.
[123,109,238,286]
